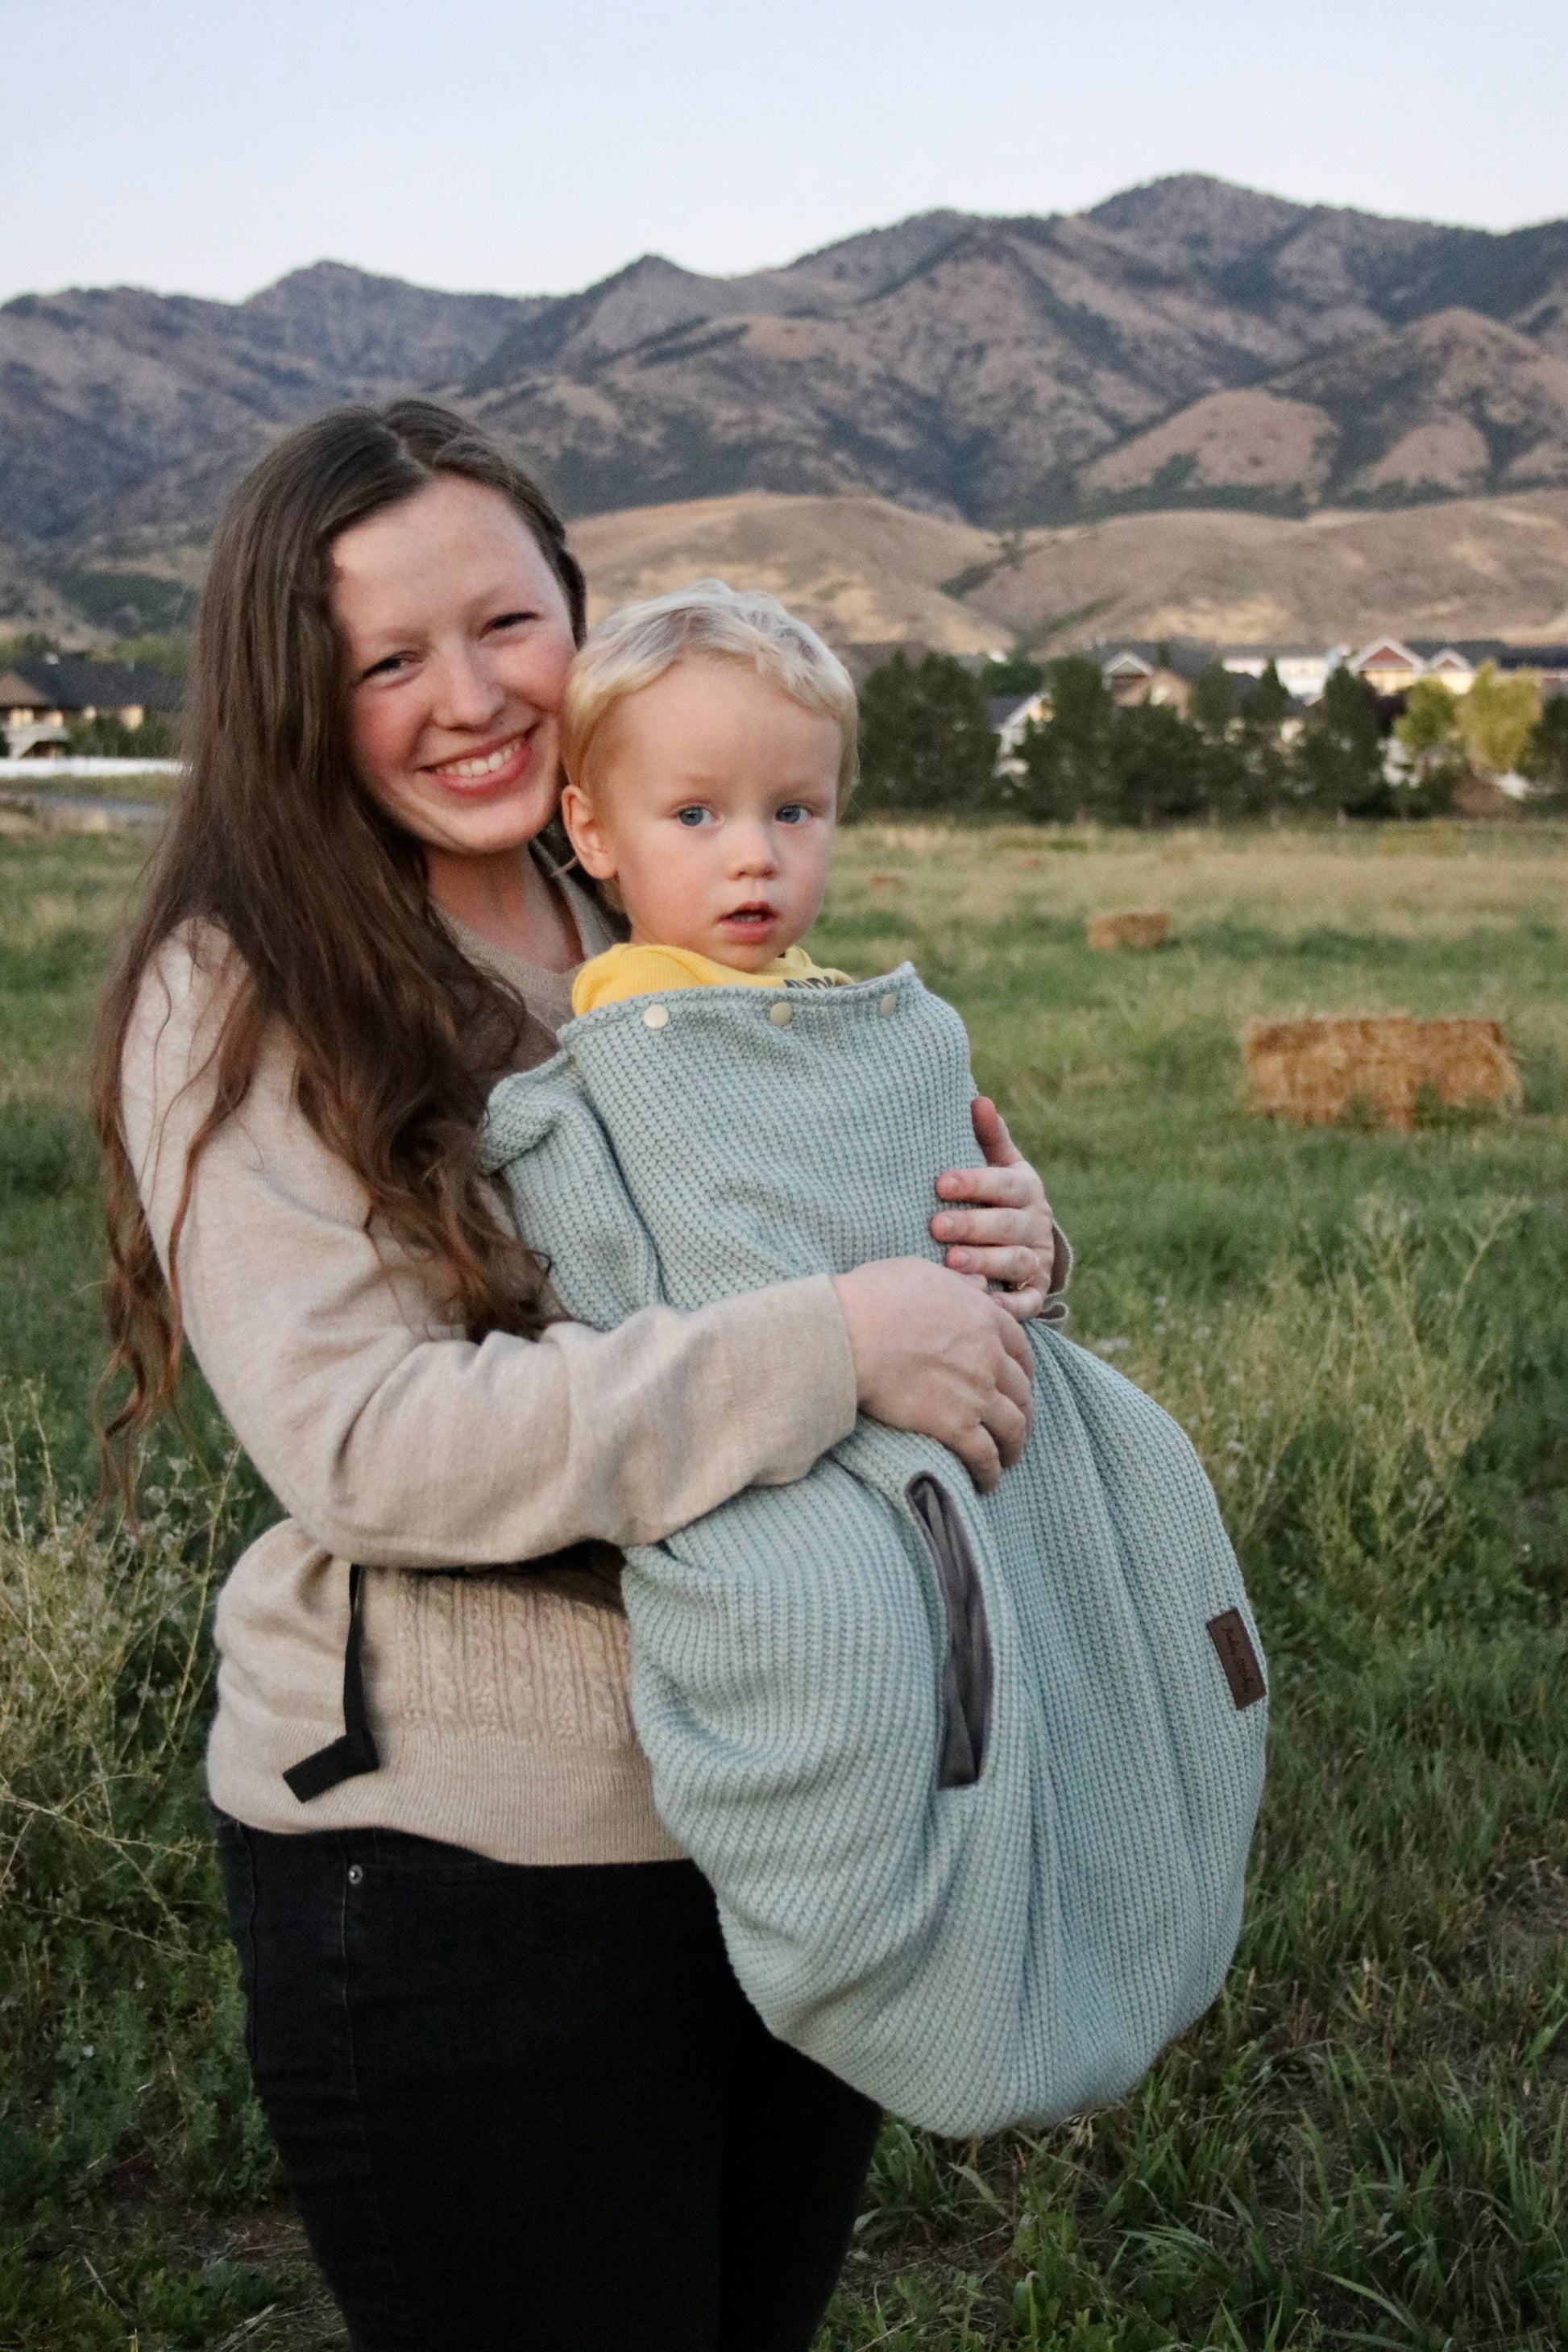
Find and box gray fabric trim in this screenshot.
[906,1473,993,1789]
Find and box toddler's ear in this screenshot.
[559,781,617,881]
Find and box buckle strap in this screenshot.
[284,1563,382,1803]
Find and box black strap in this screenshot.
[284,1562,382,1803]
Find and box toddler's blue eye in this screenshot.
[777,803,808,824]
[675,807,710,827]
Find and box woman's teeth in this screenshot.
[434,738,522,780]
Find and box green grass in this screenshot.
[4,821,1568,2346]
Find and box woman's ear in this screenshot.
[559,780,618,881]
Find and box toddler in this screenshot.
[559,580,856,1009]
[479,578,1265,2138]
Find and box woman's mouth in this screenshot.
[426,730,536,794]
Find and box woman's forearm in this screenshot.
[122,940,857,1566]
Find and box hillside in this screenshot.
[1085,309,1568,510]
[6,176,1568,645]
[573,487,1568,658]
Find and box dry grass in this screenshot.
[1244,1013,1522,1130]
[835,819,1568,941]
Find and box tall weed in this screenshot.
[1101,1197,1521,1641]
[0,1387,271,2215]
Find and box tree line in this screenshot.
[854,649,1568,823]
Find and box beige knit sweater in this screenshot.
[122,877,860,1865]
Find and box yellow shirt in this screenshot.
[572,940,853,1016]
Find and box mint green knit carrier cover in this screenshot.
[480,965,1266,2136]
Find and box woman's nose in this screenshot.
[431,643,507,732]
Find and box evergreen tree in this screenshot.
[981,653,1045,695]
[1014,657,1114,821]
[1186,662,1238,739]
[1182,662,1247,816]
[1524,694,1568,807]
[856,651,998,814]
[1106,702,1210,825]
[1234,662,1295,815]
[1293,664,1388,816]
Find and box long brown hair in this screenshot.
[91,400,591,1495]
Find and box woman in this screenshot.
[93,401,1065,2352]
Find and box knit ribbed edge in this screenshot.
[207,1716,683,1865]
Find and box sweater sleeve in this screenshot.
[121,931,859,1570]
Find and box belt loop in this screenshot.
[284,1563,382,1803]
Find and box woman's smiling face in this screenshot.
[333,473,578,861]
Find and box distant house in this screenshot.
[1422,647,1476,694]
[0,669,70,758]
[988,690,1052,774]
[1405,641,1568,698]
[1221,645,1347,705]
[1097,648,1193,711]
[1,652,181,757]
[1347,638,1425,696]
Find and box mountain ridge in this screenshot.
[6,175,1568,642]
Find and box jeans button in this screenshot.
[346,1863,364,1886]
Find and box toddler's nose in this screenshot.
[728,823,778,874]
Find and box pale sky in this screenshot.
[6,0,1565,305]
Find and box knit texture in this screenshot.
[481,964,1267,2135]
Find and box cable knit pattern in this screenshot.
[395,1571,635,1746]
[482,964,1268,2135]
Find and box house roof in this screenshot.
[10,653,183,713]
[987,691,1047,731]
[1349,637,1421,673]
[0,668,52,707]
[1090,639,1217,682]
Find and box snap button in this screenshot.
[346,1864,363,1886]
[642,1002,670,1030]
[768,1000,794,1027]
[879,993,897,1018]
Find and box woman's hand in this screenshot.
[931,1097,1057,1321]
[830,1259,1035,1493]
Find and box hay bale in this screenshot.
[1242,1014,1520,1132]
[1087,910,1172,951]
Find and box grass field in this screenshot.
[3,819,1568,2349]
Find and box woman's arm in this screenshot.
[124,938,865,1566]
[123,940,1031,1571]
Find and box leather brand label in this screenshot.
[1206,1609,1266,1710]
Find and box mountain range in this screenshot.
[6,174,1568,647]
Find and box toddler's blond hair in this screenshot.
[562,579,859,810]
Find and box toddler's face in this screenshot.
[562,656,841,969]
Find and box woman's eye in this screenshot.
[487,609,537,633]
[360,652,412,682]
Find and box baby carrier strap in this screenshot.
[284,1563,381,1803]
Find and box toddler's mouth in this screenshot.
[720,903,777,932]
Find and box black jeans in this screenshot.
[215,1817,881,2352]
